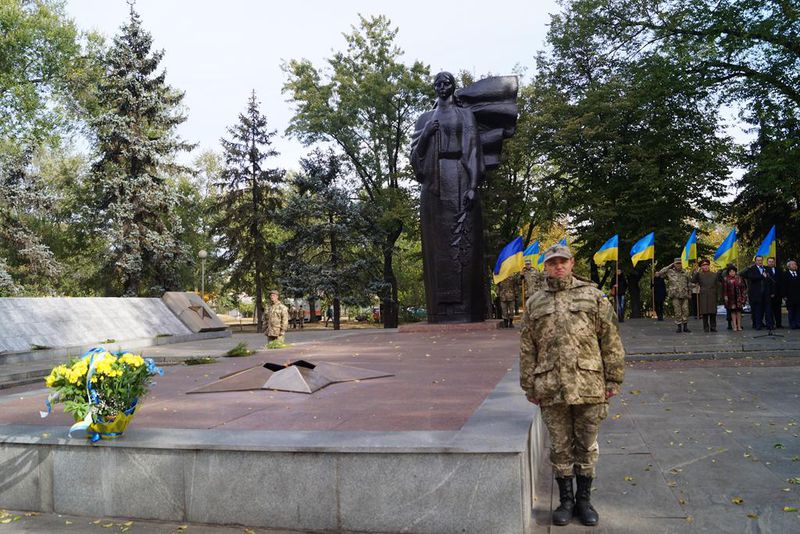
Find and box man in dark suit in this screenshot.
[741,256,770,330]
[782,260,800,329]
[766,257,783,328]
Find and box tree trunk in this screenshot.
[330,213,341,331]
[381,222,402,328]
[628,270,643,318]
[333,297,341,331]
[307,297,318,322]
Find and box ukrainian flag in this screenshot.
[558,238,568,246]
[523,241,540,264]
[714,228,738,266]
[630,232,655,267]
[756,225,777,260]
[536,250,546,271]
[681,230,697,269]
[493,236,524,284]
[593,235,618,265]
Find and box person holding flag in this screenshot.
[741,255,771,330]
[522,241,545,301]
[494,237,524,328]
[759,226,782,328]
[593,235,621,317]
[714,228,739,329]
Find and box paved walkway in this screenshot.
[2,321,799,533]
[533,358,800,533]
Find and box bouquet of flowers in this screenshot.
[41,347,163,441]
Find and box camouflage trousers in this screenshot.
[672,297,689,325]
[500,300,515,320]
[540,402,608,478]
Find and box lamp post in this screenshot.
[198,249,208,300]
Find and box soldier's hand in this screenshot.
[605,389,616,399]
[525,392,539,405]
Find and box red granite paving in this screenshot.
[0,329,520,432]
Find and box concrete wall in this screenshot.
[0,297,192,354]
[0,367,543,533]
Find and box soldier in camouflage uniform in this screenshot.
[657,258,693,333]
[522,259,546,299]
[520,244,625,527]
[263,290,289,343]
[497,273,519,328]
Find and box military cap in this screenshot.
[699,258,710,266]
[542,244,573,262]
[269,289,280,296]
[673,257,682,264]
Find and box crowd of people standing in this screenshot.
[652,255,800,332]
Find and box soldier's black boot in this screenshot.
[552,477,575,526]
[575,475,599,526]
[683,323,691,333]
[676,324,682,333]
[508,318,514,328]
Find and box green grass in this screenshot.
[225,342,254,357]
[265,339,290,350]
[184,356,217,366]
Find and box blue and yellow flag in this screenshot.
[493,236,524,284]
[756,225,777,260]
[523,241,540,264]
[536,249,546,271]
[714,228,738,267]
[558,238,568,246]
[630,232,655,267]
[593,235,618,265]
[681,230,697,269]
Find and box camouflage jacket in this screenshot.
[497,274,519,301]
[264,302,289,337]
[519,276,625,406]
[657,265,692,299]
[522,267,545,296]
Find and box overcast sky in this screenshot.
[65,0,561,170]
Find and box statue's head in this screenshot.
[433,71,456,100]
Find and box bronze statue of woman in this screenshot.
[411,72,517,323]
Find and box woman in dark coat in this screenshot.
[692,258,721,332]
[722,266,747,331]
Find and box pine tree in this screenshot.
[278,149,379,330]
[211,91,285,332]
[89,4,193,296]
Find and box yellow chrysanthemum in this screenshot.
[119,353,144,367]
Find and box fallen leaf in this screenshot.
[122,521,134,527]
[787,477,800,485]
[102,523,114,528]
[65,520,73,525]
[630,389,641,395]
[747,513,759,519]
[612,413,622,420]
[624,475,634,481]
[731,496,744,505]
[774,443,785,449]
[784,506,798,512]
[686,515,694,524]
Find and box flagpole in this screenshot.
[651,259,656,319]
[615,260,619,318]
